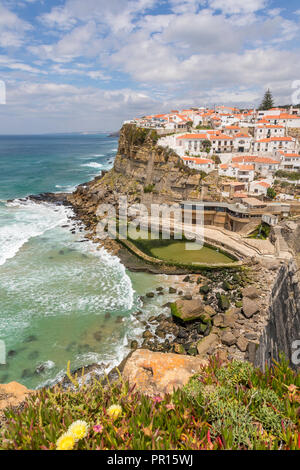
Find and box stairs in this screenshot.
[238,219,261,237]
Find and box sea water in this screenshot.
[0,134,167,389]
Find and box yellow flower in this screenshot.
[68,420,89,440]
[107,404,122,420]
[56,432,76,451]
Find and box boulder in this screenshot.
[199,285,210,295]
[130,340,138,350]
[223,309,238,328]
[218,295,230,311]
[146,292,155,298]
[169,287,177,294]
[197,334,218,356]
[183,294,193,301]
[142,330,153,340]
[122,349,208,395]
[242,286,260,300]
[0,382,33,413]
[242,298,260,318]
[172,343,186,355]
[213,314,225,328]
[170,298,210,323]
[221,331,236,346]
[236,336,249,352]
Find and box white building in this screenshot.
[253,137,296,154]
[218,163,255,182]
[279,153,300,171]
[249,180,271,196]
[254,125,285,140]
[182,157,215,173]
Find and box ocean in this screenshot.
[0,134,167,389]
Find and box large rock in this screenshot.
[197,334,218,356]
[221,331,236,346]
[122,349,208,395]
[242,298,260,318]
[170,298,211,323]
[242,286,260,300]
[236,336,249,352]
[0,382,32,413]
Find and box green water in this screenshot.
[151,242,235,265]
[0,205,171,389]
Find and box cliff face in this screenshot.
[68,125,205,228]
[255,261,300,371]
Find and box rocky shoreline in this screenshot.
[12,123,296,383]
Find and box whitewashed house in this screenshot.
[253,137,296,154]
[249,181,271,196]
[182,157,215,173]
[254,125,285,140]
[218,163,255,182]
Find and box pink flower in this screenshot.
[153,396,163,403]
[166,403,175,411]
[93,424,104,433]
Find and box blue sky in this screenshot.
[1,0,300,133]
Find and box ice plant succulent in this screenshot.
[93,425,104,434]
[68,421,89,440]
[107,404,122,420]
[56,432,76,451]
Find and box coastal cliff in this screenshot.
[67,124,220,232]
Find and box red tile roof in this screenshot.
[183,157,214,164]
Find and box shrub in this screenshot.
[144,184,155,193]
[1,358,299,450]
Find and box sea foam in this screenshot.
[0,200,71,266]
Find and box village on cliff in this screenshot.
[125,95,300,214]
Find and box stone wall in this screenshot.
[255,261,300,371]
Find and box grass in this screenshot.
[0,357,299,450]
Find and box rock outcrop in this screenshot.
[0,382,32,425]
[67,125,205,235]
[122,349,208,395]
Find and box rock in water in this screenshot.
[122,349,208,395]
[170,298,212,324]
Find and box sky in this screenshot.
[1,0,300,133]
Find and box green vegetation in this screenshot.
[267,186,277,200]
[248,223,271,240]
[124,124,159,146]
[211,154,221,164]
[144,184,156,193]
[196,124,212,130]
[259,89,274,110]
[1,358,299,450]
[201,139,212,153]
[275,170,300,181]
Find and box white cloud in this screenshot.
[0,3,31,47]
[208,0,267,14]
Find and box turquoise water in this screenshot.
[0,134,165,389]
